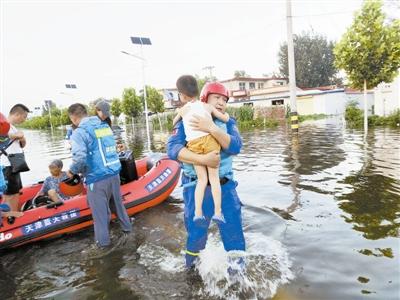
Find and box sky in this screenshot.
[1,0,398,113]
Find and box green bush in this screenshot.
[385,109,400,127]
[345,103,364,127]
[344,103,400,127]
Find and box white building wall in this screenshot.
[312,94,325,114]
[374,76,400,116]
[323,92,347,115]
[345,93,374,116]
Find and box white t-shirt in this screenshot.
[182,101,210,141]
[0,125,23,167]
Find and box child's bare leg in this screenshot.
[194,165,208,218]
[207,167,223,218]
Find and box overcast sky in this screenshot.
[2,0,398,113]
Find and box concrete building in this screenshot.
[227,82,379,117]
[221,77,288,101]
[374,75,400,116]
[228,88,348,115]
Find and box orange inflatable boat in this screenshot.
[0,153,180,250]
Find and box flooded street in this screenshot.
[1,117,399,300]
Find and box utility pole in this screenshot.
[203,66,215,81]
[286,0,298,133]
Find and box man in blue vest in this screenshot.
[167,82,246,271]
[67,103,132,249]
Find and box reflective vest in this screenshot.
[79,116,121,184]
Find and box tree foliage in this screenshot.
[21,106,71,129]
[278,31,340,88]
[334,0,400,89]
[234,70,249,78]
[122,88,143,118]
[110,97,122,117]
[146,86,165,113]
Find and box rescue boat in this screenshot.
[0,152,180,250]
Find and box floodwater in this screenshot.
[0,117,399,300]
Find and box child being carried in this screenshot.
[173,75,229,226]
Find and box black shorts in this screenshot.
[2,166,22,195]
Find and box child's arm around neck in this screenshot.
[205,103,229,123]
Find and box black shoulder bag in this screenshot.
[0,140,30,173]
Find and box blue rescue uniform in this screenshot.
[70,116,132,247]
[167,118,246,267]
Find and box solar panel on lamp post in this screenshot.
[65,83,78,101]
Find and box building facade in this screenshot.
[374,75,400,116]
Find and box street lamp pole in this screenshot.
[123,36,152,152]
[139,44,151,153]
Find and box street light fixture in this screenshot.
[63,83,78,101]
[121,36,152,152]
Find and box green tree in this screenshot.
[110,97,122,118]
[234,70,249,78]
[334,0,400,130]
[122,88,143,123]
[278,31,340,88]
[145,86,165,130]
[146,86,165,114]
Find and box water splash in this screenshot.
[196,232,294,299]
[137,243,185,273]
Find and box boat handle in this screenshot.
[46,201,64,209]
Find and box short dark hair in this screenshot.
[9,104,30,115]
[68,103,87,117]
[176,75,199,97]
